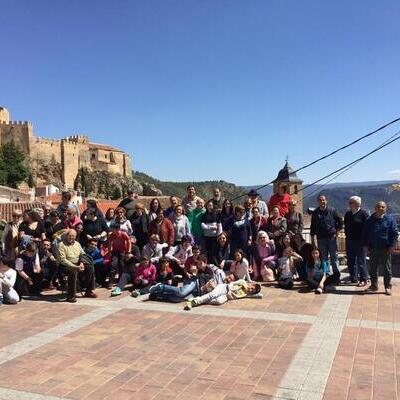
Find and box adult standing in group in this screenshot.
[148,198,162,223]
[344,196,369,285]
[129,203,149,250]
[268,186,291,216]
[2,210,22,262]
[164,196,179,220]
[188,198,205,246]
[148,210,175,247]
[171,205,191,245]
[220,199,235,235]
[310,194,343,283]
[230,205,252,258]
[285,200,304,237]
[118,190,137,219]
[81,199,104,220]
[56,191,80,218]
[182,185,200,215]
[247,189,269,218]
[363,201,398,295]
[208,188,225,213]
[201,200,222,261]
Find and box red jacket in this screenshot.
[148,218,175,246]
[268,193,291,216]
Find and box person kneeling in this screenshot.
[184,280,262,310]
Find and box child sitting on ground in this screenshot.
[276,247,303,290]
[130,256,157,297]
[85,239,105,287]
[306,248,335,294]
[230,249,252,281]
[157,258,174,285]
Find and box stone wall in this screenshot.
[0,107,133,189]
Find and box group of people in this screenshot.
[0,185,398,308]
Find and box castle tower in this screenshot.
[0,107,10,123]
[273,160,304,212]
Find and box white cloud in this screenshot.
[389,170,400,175]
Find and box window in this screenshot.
[91,153,96,160]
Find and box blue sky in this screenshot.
[1,0,400,186]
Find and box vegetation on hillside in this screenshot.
[132,171,247,200]
[0,141,30,188]
[74,168,143,199]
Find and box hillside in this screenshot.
[244,181,400,214]
[132,171,247,201]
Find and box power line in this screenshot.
[302,129,400,200]
[299,133,400,196]
[231,116,400,201]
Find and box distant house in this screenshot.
[35,184,60,198]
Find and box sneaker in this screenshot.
[385,288,392,296]
[365,284,378,292]
[84,291,98,299]
[315,287,323,294]
[131,290,140,298]
[111,287,122,297]
[66,297,77,303]
[357,281,367,288]
[184,300,193,310]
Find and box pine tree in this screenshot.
[1,141,29,188]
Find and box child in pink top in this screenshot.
[134,257,157,288]
[230,249,251,281]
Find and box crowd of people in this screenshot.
[0,185,398,308]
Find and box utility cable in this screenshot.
[231,116,400,201]
[301,130,400,200]
[298,133,400,197]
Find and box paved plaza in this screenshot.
[1,277,400,400]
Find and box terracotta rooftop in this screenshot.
[0,201,45,222]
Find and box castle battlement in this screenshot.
[0,106,132,189]
[0,120,32,126]
[62,135,89,144]
[35,137,61,144]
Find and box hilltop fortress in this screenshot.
[0,107,132,188]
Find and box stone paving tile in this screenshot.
[323,326,400,400]
[209,282,323,316]
[348,281,400,324]
[0,308,310,400]
[0,301,91,347]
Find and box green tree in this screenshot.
[0,141,29,188]
[0,151,6,185]
[111,186,122,200]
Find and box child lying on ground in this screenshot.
[184,279,262,310]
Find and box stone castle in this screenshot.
[0,107,132,189]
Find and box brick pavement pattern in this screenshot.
[0,279,400,400]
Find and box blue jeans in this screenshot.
[346,239,368,281]
[149,279,198,302]
[317,237,339,275]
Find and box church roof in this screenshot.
[274,161,303,183]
